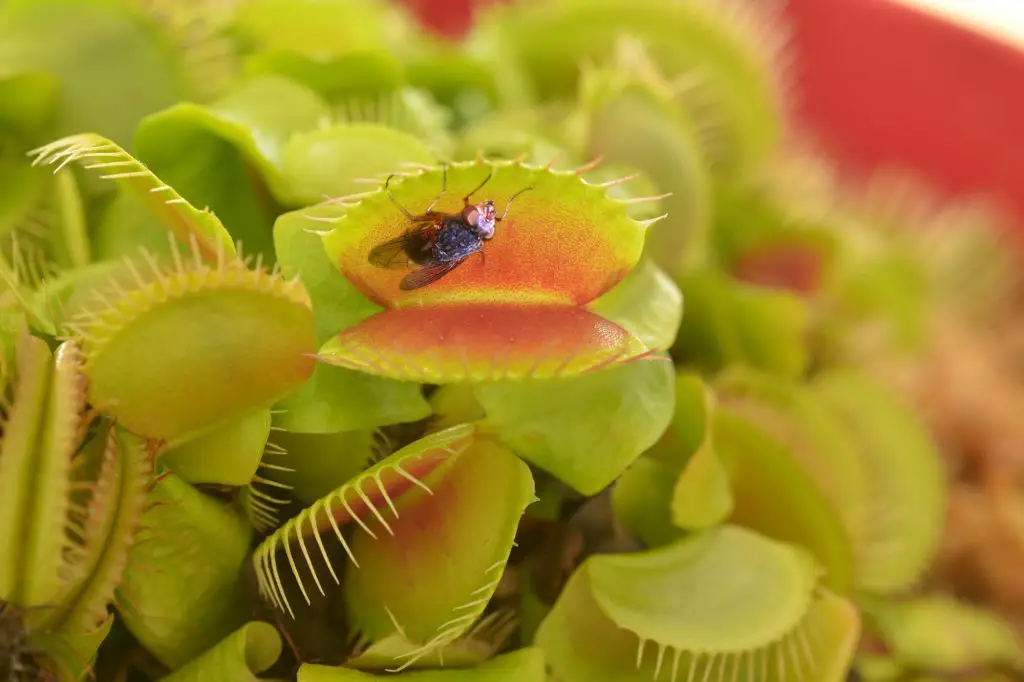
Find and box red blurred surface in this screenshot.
[397,0,1024,227]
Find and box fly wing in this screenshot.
[368,222,441,269]
[368,234,417,269]
[399,257,467,290]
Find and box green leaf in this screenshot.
[273,202,383,344]
[48,168,89,270]
[0,148,48,240]
[134,75,333,258]
[28,612,114,682]
[232,0,409,57]
[863,596,1024,674]
[116,472,251,669]
[161,408,272,486]
[671,437,733,531]
[90,191,179,263]
[646,371,711,465]
[279,123,437,207]
[246,50,406,102]
[611,456,687,547]
[345,610,518,672]
[274,363,430,434]
[262,428,375,505]
[343,437,534,666]
[0,0,186,146]
[0,71,57,139]
[159,621,283,682]
[404,48,502,127]
[536,525,860,682]
[333,88,454,156]
[476,355,675,495]
[673,268,809,378]
[298,647,546,681]
[589,258,684,351]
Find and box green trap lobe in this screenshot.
[251,425,476,618]
[813,370,946,594]
[536,525,857,682]
[588,526,819,651]
[83,265,316,441]
[0,331,57,605]
[161,408,271,487]
[671,438,733,531]
[713,409,855,593]
[117,472,252,669]
[27,133,235,265]
[40,424,150,635]
[134,75,332,256]
[279,123,437,207]
[344,437,534,648]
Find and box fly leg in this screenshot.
[425,163,448,212]
[385,174,415,219]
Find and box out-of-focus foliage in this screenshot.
[0,0,1020,681]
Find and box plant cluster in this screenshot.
[0,0,1022,681]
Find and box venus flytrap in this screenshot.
[251,425,535,671]
[312,159,661,383]
[469,0,791,176]
[133,75,333,259]
[116,470,253,671]
[577,38,713,275]
[536,525,860,682]
[0,0,1011,679]
[0,334,149,680]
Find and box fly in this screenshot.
[368,165,533,290]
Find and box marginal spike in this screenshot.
[638,213,670,229]
[598,173,641,188]
[573,155,605,175]
[619,192,673,205]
